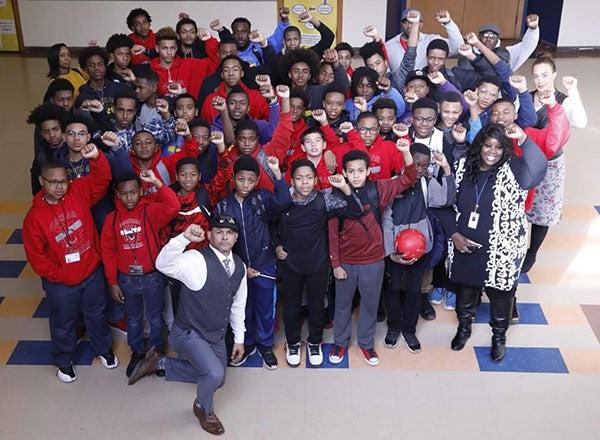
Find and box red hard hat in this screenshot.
[394,228,426,260]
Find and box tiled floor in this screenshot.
[1,55,599,439]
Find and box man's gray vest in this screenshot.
[175,246,245,343]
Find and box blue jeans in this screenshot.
[42,266,113,368]
[118,271,165,352]
[245,264,277,348]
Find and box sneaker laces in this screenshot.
[288,343,300,355]
[331,345,343,357]
[364,348,377,359]
[308,344,321,356]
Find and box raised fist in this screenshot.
[81,143,99,160]
[434,10,451,25]
[526,14,539,29]
[392,123,410,138]
[210,19,224,32]
[509,75,527,93]
[184,224,205,243]
[211,96,227,112]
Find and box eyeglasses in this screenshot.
[41,176,69,187]
[357,127,379,135]
[413,116,436,124]
[481,32,498,39]
[65,130,89,138]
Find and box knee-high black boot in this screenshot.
[451,286,479,351]
[489,295,514,362]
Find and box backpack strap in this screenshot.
[155,161,172,187]
[255,149,277,183]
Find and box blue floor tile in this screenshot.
[306,343,349,369]
[32,297,49,318]
[518,273,531,284]
[475,302,547,325]
[474,346,569,373]
[6,228,23,244]
[7,340,96,366]
[0,261,27,278]
[231,349,264,368]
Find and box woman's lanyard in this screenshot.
[468,174,491,229]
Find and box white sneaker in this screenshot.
[57,365,77,383]
[307,343,323,366]
[285,342,301,367]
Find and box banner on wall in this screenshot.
[278,0,343,47]
[0,0,19,52]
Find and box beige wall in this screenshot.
[17,0,387,48]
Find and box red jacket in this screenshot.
[283,119,308,169]
[201,81,270,123]
[284,153,333,190]
[101,185,180,285]
[150,38,219,98]
[23,153,112,286]
[329,167,417,266]
[129,137,200,195]
[515,103,571,210]
[129,31,156,65]
[334,133,405,180]
[163,150,233,250]
[228,111,293,191]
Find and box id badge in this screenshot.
[65,252,80,264]
[129,264,144,276]
[468,211,480,229]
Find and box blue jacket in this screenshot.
[215,178,291,272]
[235,21,288,66]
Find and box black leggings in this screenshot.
[522,224,549,273]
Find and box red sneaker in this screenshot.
[109,319,128,333]
[328,345,347,364]
[361,347,380,366]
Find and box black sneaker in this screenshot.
[57,364,77,383]
[99,348,119,369]
[126,351,146,377]
[402,333,422,354]
[258,347,278,370]
[230,344,256,367]
[420,301,436,321]
[384,329,400,348]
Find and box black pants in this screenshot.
[386,253,430,335]
[169,277,182,316]
[280,262,329,345]
[522,224,549,273]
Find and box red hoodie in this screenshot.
[200,81,270,123]
[129,137,200,195]
[129,31,156,65]
[514,102,571,210]
[23,153,112,286]
[228,111,293,191]
[101,185,180,285]
[150,38,219,98]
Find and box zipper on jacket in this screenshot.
[239,200,252,267]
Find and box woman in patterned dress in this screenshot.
[521,54,588,273]
[436,123,547,362]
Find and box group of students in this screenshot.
[23,5,588,436]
